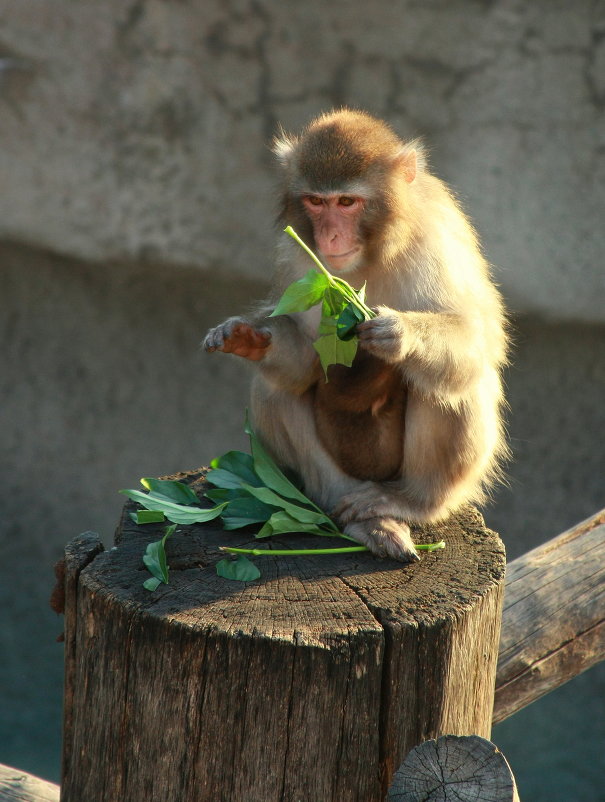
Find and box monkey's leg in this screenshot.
[251,376,421,562]
[250,375,361,511]
[335,389,495,526]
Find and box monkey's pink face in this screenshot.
[302,194,365,273]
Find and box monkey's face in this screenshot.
[301,192,367,274]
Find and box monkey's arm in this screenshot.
[357,307,493,399]
[204,312,322,394]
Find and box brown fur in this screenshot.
[314,350,407,482]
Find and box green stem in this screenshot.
[220,545,368,556]
[284,226,376,320]
[220,541,445,557]
[284,225,332,280]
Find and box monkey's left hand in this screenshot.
[356,307,409,363]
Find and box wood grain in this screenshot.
[494,509,605,723]
[61,470,506,802]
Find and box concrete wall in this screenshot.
[2,242,604,791]
[1,0,604,320]
[0,0,604,796]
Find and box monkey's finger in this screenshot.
[202,329,221,351]
[203,318,247,352]
[357,320,398,340]
[204,327,233,351]
[247,327,272,348]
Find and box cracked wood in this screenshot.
[61,469,506,802]
[494,509,605,723]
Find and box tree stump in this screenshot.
[60,470,506,802]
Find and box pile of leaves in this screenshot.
[120,418,371,588]
[122,420,444,589]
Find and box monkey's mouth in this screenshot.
[322,248,361,270]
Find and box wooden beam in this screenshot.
[0,764,59,802]
[494,509,605,723]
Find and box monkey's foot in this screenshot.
[344,516,419,562]
[203,317,271,361]
[334,481,407,524]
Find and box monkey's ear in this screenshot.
[272,129,299,168]
[394,139,426,184]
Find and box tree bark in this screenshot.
[61,470,505,802]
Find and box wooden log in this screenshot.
[386,735,520,802]
[60,532,105,784]
[60,470,506,802]
[0,764,59,802]
[494,509,605,723]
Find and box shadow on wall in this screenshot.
[0,241,604,793]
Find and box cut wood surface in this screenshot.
[387,735,520,802]
[61,470,506,802]
[0,764,59,802]
[494,508,605,723]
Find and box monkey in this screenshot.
[203,109,508,562]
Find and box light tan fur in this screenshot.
[203,110,508,561]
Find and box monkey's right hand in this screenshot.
[203,317,272,361]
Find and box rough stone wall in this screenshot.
[0,0,604,321]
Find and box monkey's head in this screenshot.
[273,109,424,274]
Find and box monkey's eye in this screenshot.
[338,196,356,207]
[306,195,323,206]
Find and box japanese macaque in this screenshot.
[204,109,507,561]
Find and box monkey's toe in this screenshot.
[344,517,419,563]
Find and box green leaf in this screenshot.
[120,488,227,524]
[143,577,162,591]
[142,524,176,590]
[130,509,166,524]
[242,484,334,527]
[222,496,277,529]
[209,450,261,487]
[330,276,375,319]
[317,313,338,336]
[204,487,239,504]
[143,540,168,583]
[140,477,199,505]
[205,468,252,490]
[244,416,319,507]
[270,270,330,316]
[216,555,261,582]
[256,511,339,538]
[336,302,366,341]
[313,332,358,376]
[321,286,348,317]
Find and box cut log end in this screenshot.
[387,735,520,802]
